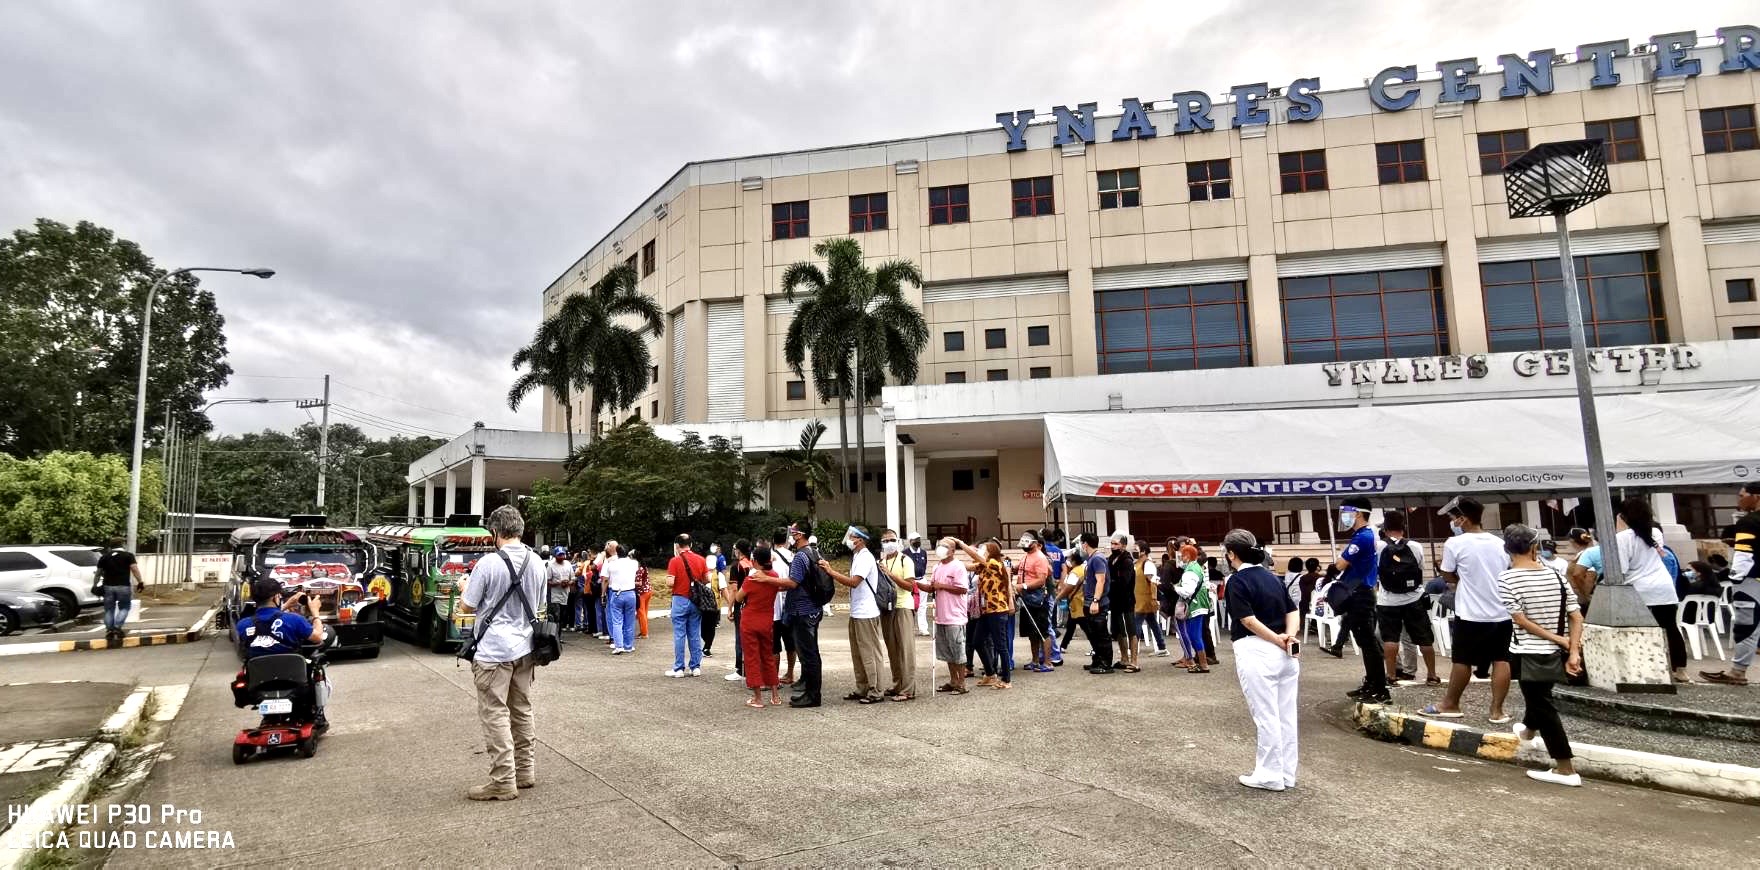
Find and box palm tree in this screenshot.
[781,238,928,523]
[764,420,835,524]
[509,263,663,453]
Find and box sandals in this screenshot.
[745,699,765,709]
[936,683,958,693]
[1425,676,1443,686]
[1186,666,1210,674]
[1420,705,1464,718]
[991,682,1012,690]
[889,693,914,702]
[778,677,795,686]
[858,695,884,704]
[843,692,867,701]
[1121,664,1142,673]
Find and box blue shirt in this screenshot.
[1044,543,1064,582]
[1576,545,1602,575]
[1225,565,1296,641]
[785,549,820,619]
[1083,552,1110,608]
[236,606,313,657]
[1340,526,1378,589]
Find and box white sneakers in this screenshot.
[1526,768,1582,787]
[1153,649,1170,657]
[723,672,743,681]
[664,668,703,678]
[1237,775,1287,792]
[1511,723,1544,748]
[689,667,702,677]
[664,669,685,678]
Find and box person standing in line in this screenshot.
[1702,482,1760,685]
[1564,528,1600,611]
[1375,511,1439,687]
[580,552,603,638]
[1175,545,1212,673]
[783,524,824,707]
[94,539,144,641]
[1135,545,1169,658]
[1320,497,1387,703]
[1076,532,1114,675]
[633,551,652,640]
[703,543,728,658]
[1223,529,1301,793]
[1498,523,1585,787]
[1424,496,1514,722]
[1106,534,1140,673]
[594,550,611,640]
[769,528,799,688]
[876,529,918,700]
[458,504,547,801]
[818,526,886,703]
[1538,536,1569,577]
[1057,548,1085,657]
[732,543,789,708]
[545,547,573,632]
[951,538,1014,690]
[664,534,707,678]
[1611,497,1689,683]
[601,541,639,654]
[907,533,932,636]
[564,549,585,632]
[726,540,752,682]
[1042,529,1067,666]
[929,541,972,694]
[1016,531,1055,673]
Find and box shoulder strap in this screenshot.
[1549,566,1568,637]
[681,553,699,584]
[471,553,530,645]
[499,552,538,621]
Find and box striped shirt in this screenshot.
[1499,566,1578,655]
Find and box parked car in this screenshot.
[0,546,102,621]
[0,590,63,635]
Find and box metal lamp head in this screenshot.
[1503,139,1610,218]
[240,268,276,279]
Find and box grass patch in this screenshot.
[20,845,91,870]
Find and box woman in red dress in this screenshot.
[732,544,787,708]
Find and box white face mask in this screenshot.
[881,540,900,555]
[933,546,949,561]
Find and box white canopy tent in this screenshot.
[1043,385,1760,511]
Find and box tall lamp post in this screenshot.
[354,452,392,527]
[125,266,275,552]
[1504,140,1669,693]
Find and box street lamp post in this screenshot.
[125,266,275,552]
[354,452,392,527]
[1504,139,1669,693]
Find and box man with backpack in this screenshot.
[1322,496,1388,703]
[817,525,889,704]
[1375,511,1438,686]
[783,523,829,707]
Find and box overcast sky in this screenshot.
[1,1,1749,439]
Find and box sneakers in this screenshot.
[1238,775,1286,792]
[1511,723,1544,748]
[664,669,685,678]
[689,667,702,677]
[1526,768,1582,787]
[467,783,519,801]
[1153,649,1170,657]
[1320,644,1344,659]
[1699,669,1750,686]
[723,672,743,681]
[1394,670,1417,683]
[1347,686,1390,703]
[611,648,626,655]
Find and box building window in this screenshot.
[944,371,967,384]
[849,192,888,233]
[984,328,1006,349]
[1585,117,1644,164]
[1097,168,1140,209]
[1281,268,1449,363]
[1011,176,1055,217]
[1729,278,1757,303]
[1375,140,1426,184]
[650,365,659,385]
[1187,159,1231,201]
[943,331,965,352]
[928,184,970,225]
[1702,106,1759,154]
[650,400,659,419]
[624,254,637,274]
[986,369,1008,381]
[952,469,975,491]
[1480,253,1665,351]
[793,480,810,502]
[1030,366,1051,379]
[1027,324,1050,346]
[772,201,809,239]
[632,405,641,420]
[786,379,806,400]
[1278,150,1327,193]
[1095,282,1251,373]
[1736,326,1760,340]
[641,240,656,276]
[1478,129,1530,174]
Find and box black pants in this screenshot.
[1647,604,1688,670]
[1060,607,1081,649]
[1518,677,1573,761]
[701,614,718,654]
[730,604,743,676]
[1337,586,1385,691]
[789,613,822,705]
[1081,609,1115,670]
[966,620,983,673]
[565,589,581,628]
[581,592,600,634]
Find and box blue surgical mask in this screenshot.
[1449,521,1464,537]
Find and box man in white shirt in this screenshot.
[1425,496,1513,723]
[1374,512,1437,686]
[818,525,886,703]
[600,542,640,654]
[458,505,547,801]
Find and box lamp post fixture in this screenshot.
[1504,139,1668,693]
[125,267,275,552]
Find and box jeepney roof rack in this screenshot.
[288,514,328,528]
[444,513,481,528]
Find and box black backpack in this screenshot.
[801,545,836,607]
[1379,539,1425,594]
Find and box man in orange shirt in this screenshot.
[665,534,708,678]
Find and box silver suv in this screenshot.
[0,546,101,621]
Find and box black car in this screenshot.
[0,590,63,636]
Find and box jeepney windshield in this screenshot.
[438,549,488,579]
[259,548,363,586]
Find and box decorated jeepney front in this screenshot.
[432,535,492,638]
[256,527,383,651]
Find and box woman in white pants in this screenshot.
[1220,529,1302,792]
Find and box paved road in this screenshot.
[7,625,1756,867]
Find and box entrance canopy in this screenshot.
[1043,386,1759,510]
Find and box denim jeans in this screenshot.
[670,595,702,671]
[1135,613,1167,651]
[102,586,132,631]
[607,589,638,650]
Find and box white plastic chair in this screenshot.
[1429,599,1452,657]
[1678,595,1725,661]
[1717,582,1738,640]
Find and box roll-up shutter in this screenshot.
[1703,221,1760,246]
[669,311,686,423]
[705,301,745,423]
[766,296,801,317]
[1275,245,1444,278]
[1093,261,1249,290]
[922,273,1068,304]
[1476,228,1660,263]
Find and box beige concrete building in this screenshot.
[415,30,1760,547]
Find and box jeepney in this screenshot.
[365,516,493,653]
[224,516,384,659]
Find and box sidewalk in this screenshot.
[0,683,132,811]
[0,589,220,656]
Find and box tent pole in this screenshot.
[1324,496,1337,553]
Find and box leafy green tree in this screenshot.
[0,451,163,544]
[763,421,834,524]
[0,219,231,457]
[194,423,443,523]
[781,238,927,522]
[508,316,576,453]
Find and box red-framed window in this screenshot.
[1481,252,1666,352]
[1095,282,1251,373]
[772,201,809,240]
[928,185,968,225]
[1375,140,1426,184]
[1477,129,1530,174]
[1280,268,1449,363]
[1702,106,1758,154]
[1011,176,1054,217]
[1278,150,1327,193]
[849,193,888,233]
[1585,117,1644,164]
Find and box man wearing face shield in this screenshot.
[817,526,886,704]
[1321,496,1388,704]
[1221,529,1302,792]
[1017,531,1054,672]
[876,530,919,700]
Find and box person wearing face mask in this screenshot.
[876,530,918,701]
[1175,545,1212,673]
[818,526,887,704]
[928,540,972,694]
[906,533,932,636]
[1017,531,1054,673]
[1076,532,1115,674]
[1424,496,1514,722]
[1320,496,1387,704]
[951,537,1015,689]
[1221,529,1301,792]
[1106,534,1140,673]
[1701,481,1760,685]
[1538,535,1568,577]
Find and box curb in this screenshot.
[1353,702,1760,804]
[0,600,221,658]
